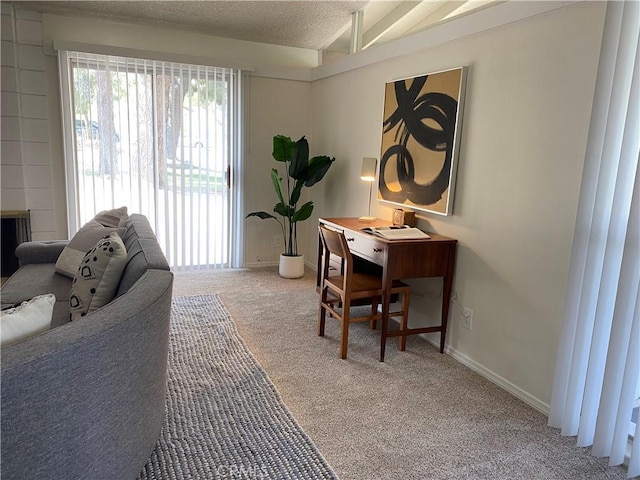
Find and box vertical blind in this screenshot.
[548,1,639,477]
[63,51,238,269]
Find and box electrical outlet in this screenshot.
[273,235,282,247]
[462,308,473,330]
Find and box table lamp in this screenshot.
[359,157,377,222]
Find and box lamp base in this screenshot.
[358,216,376,223]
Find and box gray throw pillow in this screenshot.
[69,233,127,321]
[94,206,129,228]
[55,220,125,278]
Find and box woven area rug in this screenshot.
[138,294,338,480]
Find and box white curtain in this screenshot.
[60,51,241,269]
[548,1,639,478]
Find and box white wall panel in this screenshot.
[20,118,48,142]
[1,116,20,141]
[1,141,21,164]
[20,94,48,119]
[18,70,46,94]
[1,165,24,188]
[1,188,25,210]
[21,142,50,165]
[17,43,44,70]
[1,91,19,116]
[25,187,52,210]
[23,165,51,188]
[1,40,15,67]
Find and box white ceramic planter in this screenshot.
[279,254,305,279]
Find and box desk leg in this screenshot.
[440,246,456,354]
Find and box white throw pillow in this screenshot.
[69,232,127,321]
[55,220,125,278]
[0,294,55,346]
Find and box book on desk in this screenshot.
[360,225,430,240]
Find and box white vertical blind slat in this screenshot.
[579,3,640,444]
[547,0,624,431]
[630,410,640,477]
[548,1,639,476]
[593,30,640,458]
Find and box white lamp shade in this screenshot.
[361,157,377,181]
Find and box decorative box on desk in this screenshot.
[392,208,416,227]
[317,217,457,360]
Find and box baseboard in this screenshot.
[421,335,551,416]
[244,261,279,268]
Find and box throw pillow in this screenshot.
[94,206,129,228]
[0,294,55,346]
[69,233,127,321]
[55,220,126,278]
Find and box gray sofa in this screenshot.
[0,213,174,480]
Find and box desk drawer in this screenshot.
[346,234,386,265]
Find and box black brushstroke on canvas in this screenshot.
[380,75,458,206]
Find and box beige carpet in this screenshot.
[173,267,629,480]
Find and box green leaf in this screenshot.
[289,136,309,180]
[270,168,285,206]
[246,211,276,220]
[272,135,295,163]
[290,179,305,207]
[304,156,335,187]
[292,201,314,222]
[273,202,292,217]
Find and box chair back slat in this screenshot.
[319,225,353,289]
[319,225,351,262]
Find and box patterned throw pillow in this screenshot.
[69,233,127,321]
[55,220,126,278]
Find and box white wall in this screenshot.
[308,1,606,409]
[243,76,311,265]
[0,5,64,239]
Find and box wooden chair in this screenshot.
[318,225,411,359]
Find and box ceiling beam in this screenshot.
[409,1,470,32]
[350,10,364,53]
[362,1,423,49]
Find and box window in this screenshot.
[59,51,242,268]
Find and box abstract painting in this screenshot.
[378,67,467,216]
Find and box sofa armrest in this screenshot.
[1,269,173,480]
[15,241,68,265]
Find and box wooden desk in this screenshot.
[317,217,457,361]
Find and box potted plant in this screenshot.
[247,134,335,278]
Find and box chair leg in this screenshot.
[370,297,379,330]
[318,289,327,337]
[399,289,410,351]
[340,300,351,359]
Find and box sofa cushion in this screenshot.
[116,215,170,297]
[1,263,73,306]
[69,233,128,321]
[0,294,55,346]
[55,220,125,278]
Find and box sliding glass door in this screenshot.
[59,51,240,269]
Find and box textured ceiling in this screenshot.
[11,1,371,50]
[9,1,499,52]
